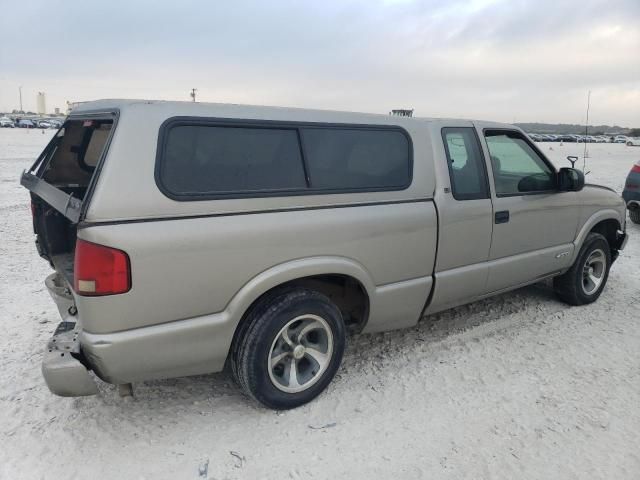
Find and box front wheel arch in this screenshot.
[589,218,622,260]
[572,212,622,263]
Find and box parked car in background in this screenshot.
[0,117,15,128]
[614,135,629,144]
[623,160,640,224]
[18,119,35,128]
[626,138,640,147]
[36,121,52,129]
[558,134,576,142]
[528,133,543,142]
[20,99,629,409]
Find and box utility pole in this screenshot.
[19,86,23,112]
[190,88,197,102]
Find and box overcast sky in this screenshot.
[1,0,638,125]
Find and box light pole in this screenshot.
[19,86,23,112]
[190,88,197,102]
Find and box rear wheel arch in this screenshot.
[231,273,370,341]
[224,258,373,367]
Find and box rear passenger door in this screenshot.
[426,124,494,314]
[479,128,580,292]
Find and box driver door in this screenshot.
[479,128,580,292]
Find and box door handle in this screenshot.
[495,210,510,224]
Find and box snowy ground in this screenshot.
[1,128,639,480]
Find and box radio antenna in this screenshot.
[583,90,591,172]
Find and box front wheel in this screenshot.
[231,288,346,410]
[553,232,611,305]
[630,209,640,225]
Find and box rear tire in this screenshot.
[231,288,346,410]
[553,232,611,306]
[630,209,640,225]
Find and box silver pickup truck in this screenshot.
[21,100,628,409]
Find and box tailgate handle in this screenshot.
[495,210,510,224]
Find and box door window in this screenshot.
[441,127,489,200]
[484,130,556,195]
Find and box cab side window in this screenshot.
[484,130,556,196]
[441,127,489,200]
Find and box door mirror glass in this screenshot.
[558,167,585,192]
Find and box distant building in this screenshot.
[37,92,46,115]
[390,109,413,117]
[54,107,60,115]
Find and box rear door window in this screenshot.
[441,127,489,200]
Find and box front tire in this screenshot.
[232,288,346,410]
[553,232,611,305]
[630,209,640,225]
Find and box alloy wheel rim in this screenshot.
[267,314,333,393]
[582,248,606,295]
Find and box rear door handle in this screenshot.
[495,210,510,224]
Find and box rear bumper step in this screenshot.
[42,321,98,397]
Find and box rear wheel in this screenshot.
[630,209,640,225]
[232,288,346,410]
[553,232,611,305]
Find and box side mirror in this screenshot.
[558,167,584,192]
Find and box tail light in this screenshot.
[631,161,640,174]
[74,239,131,296]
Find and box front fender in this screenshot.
[571,209,623,264]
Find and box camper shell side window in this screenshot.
[155,117,413,201]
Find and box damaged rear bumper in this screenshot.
[43,321,98,396]
[42,273,98,397]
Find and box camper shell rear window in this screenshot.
[38,119,113,188]
[155,118,412,200]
